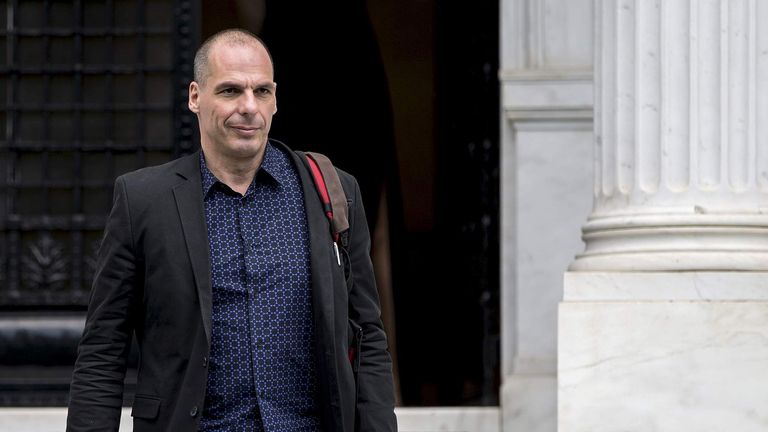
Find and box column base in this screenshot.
[570,212,768,271]
[559,273,768,432]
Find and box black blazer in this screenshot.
[67,140,397,431]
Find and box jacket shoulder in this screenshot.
[334,167,359,198]
[113,152,199,209]
[286,143,359,199]
[117,152,198,189]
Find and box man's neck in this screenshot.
[202,147,266,195]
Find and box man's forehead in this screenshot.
[208,43,273,74]
[210,39,269,60]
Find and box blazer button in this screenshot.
[190,406,198,417]
[202,356,208,367]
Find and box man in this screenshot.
[67,28,397,431]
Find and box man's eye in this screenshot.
[220,88,237,95]
[256,88,272,95]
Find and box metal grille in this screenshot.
[1,0,197,308]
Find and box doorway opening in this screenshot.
[202,0,500,407]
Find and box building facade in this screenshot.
[3,0,768,430]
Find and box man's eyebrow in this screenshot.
[213,81,243,91]
[213,81,275,91]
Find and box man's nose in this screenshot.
[238,92,259,114]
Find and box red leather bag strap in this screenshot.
[304,152,349,243]
[305,155,336,241]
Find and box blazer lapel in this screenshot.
[284,143,337,348]
[283,142,342,418]
[171,151,213,344]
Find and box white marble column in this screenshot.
[570,0,768,272]
[560,1,768,431]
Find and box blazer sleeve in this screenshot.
[345,177,398,432]
[67,176,141,432]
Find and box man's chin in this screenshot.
[226,140,267,159]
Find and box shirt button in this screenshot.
[190,406,198,417]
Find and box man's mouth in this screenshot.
[230,125,260,135]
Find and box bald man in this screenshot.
[67,28,397,432]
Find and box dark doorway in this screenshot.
[201,0,500,406]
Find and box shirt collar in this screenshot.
[259,142,292,187]
[199,142,290,197]
[199,152,218,197]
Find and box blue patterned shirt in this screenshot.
[198,143,321,432]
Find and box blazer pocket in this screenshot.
[131,395,162,420]
[347,319,363,376]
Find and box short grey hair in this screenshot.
[193,28,274,85]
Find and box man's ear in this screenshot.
[188,81,200,113]
[273,82,278,114]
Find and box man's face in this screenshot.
[188,42,276,161]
